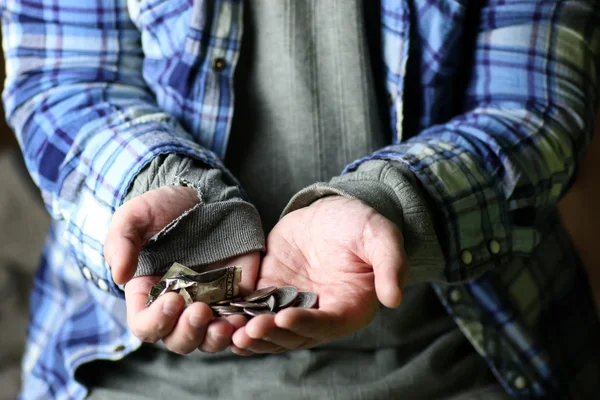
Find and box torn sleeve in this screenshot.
[125,154,265,277]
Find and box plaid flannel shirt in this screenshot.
[2,0,599,398]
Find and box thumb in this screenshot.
[359,214,408,308]
[105,186,199,285]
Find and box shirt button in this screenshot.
[114,345,126,352]
[488,239,501,255]
[97,278,110,292]
[460,250,473,265]
[82,267,93,280]
[212,57,226,72]
[449,289,462,303]
[514,376,527,389]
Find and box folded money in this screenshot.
[146,263,242,307]
[146,263,318,318]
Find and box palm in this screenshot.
[256,204,382,331]
[106,185,261,354]
[231,197,407,355]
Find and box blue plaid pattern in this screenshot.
[2,0,599,398]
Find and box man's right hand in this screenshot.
[104,185,259,354]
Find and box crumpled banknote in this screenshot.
[146,263,242,307]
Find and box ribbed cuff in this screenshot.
[135,199,264,276]
[282,160,445,283]
[125,153,265,277]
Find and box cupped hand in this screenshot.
[104,185,259,354]
[231,196,408,355]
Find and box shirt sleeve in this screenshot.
[282,160,446,284]
[1,0,234,297]
[344,0,600,283]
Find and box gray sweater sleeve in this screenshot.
[282,160,445,283]
[124,154,265,277]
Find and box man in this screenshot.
[2,0,599,399]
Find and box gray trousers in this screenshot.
[79,331,509,400]
[78,289,509,400]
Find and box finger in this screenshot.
[245,339,286,354]
[361,215,407,308]
[237,309,340,347]
[105,201,148,285]
[232,327,283,354]
[161,302,213,354]
[126,291,185,343]
[208,252,261,295]
[231,326,260,350]
[124,276,164,315]
[224,314,249,330]
[246,315,312,350]
[255,328,312,351]
[274,308,348,342]
[227,316,255,353]
[230,345,254,357]
[198,319,235,353]
[237,252,260,294]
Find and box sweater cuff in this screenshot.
[125,154,265,277]
[136,199,264,276]
[282,160,445,283]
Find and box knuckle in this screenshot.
[154,320,172,336]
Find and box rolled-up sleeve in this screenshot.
[346,0,600,282]
[1,0,233,296]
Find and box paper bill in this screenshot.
[146,263,242,307]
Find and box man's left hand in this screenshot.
[231,196,409,355]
